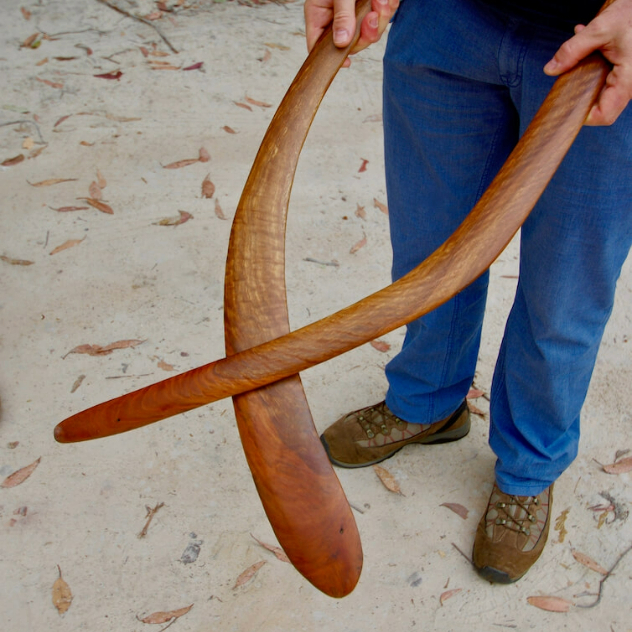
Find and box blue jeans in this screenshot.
[382,0,632,495]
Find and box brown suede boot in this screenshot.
[473,482,553,583]
[320,400,470,468]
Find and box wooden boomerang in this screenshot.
[55,0,613,598]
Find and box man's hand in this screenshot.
[544,0,632,125]
[304,0,399,66]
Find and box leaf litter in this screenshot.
[29,178,77,187]
[50,238,85,255]
[64,339,145,357]
[250,534,290,563]
[140,604,193,624]
[440,588,462,605]
[603,456,632,474]
[527,595,571,613]
[201,174,215,199]
[1,456,41,488]
[153,210,193,226]
[571,549,608,575]
[373,465,403,495]
[441,503,469,520]
[52,565,73,615]
[370,339,390,352]
[1,254,34,266]
[233,560,266,589]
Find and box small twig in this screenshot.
[575,543,632,608]
[0,119,45,144]
[95,0,178,53]
[349,503,365,514]
[138,502,165,538]
[451,542,475,568]
[303,257,340,267]
[157,618,177,632]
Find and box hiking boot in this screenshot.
[473,482,553,583]
[320,400,470,468]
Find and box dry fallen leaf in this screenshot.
[245,96,272,108]
[2,457,41,488]
[89,181,102,200]
[251,534,290,563]
[234,101,253,111]
[148,62,181,70]
[94,70,123,80]
[96,169,107,188]
[603,456,632,474]
[22,137,34,150]
[49,206,88,212]
[350,233,367,254]
[140,604,193,624]
[2,154,25,167]
[66,339,145,357]
[50,238,84,255]
[214,199,226,220]
[21,32,40,48]
[440,588,462,605]
[358,158,369,173]
[468,402,486,416]
[571,549,608,575]
[370,339,391,352]
[36,77,63,89]
[54,114,72,127]
[163,157,199,169]
[157,359,175,371]
[233,560,266,589]
[198,147,210,163]
[373,465,403,495]
[441,502,469,520]
[526,595,571,613]
[144,10,164,20]
[223,125,237,134]
[21,7,31,19]
[154,210,193,226]
[79,198,114,214]
[355,203,366,219]
[29,178,77,187]
[554,508,570,543]
[467,388,485,399]
[70,374,86,393]
[1,254,34,266]
[202,174,215,199]
[183,61,204,71]
[52,565,73,615]
[264,42,290,50]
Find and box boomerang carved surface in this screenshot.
[55,0,612,598]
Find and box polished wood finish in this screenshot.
[55,0,611,598]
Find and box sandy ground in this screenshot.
[1,1,631,630]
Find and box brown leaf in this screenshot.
[358,158,369,173]
[162,158,199,169]
[233,561,266,589]
[157,359,175,371]
[441,502,469,520]
[214,199,226,220]
[264,42,290,51]
[2,154,25,166]
[1,254,34,266]
[468,402,486,417]
[154,210,193,226]
[54,114,72,127]
[66,339,145,356]
[202,174,215,199]
[603,456,632,474]
[259,49,272,63]
[52,566,73,615]
[89,181,102,200]
[234,101,253,111]
[245,96,272,108]
[527,596,571,613]
[370,339,391,353]
[79,141,94,146]
[2,457,41,488]
[29,178,77,187]
[36,57,49,66]
[440,588,462,605]
[36,77,63,89]
[350,233,367,254]
[29,145,46,159]
[94,70,122,80]
[251,534,290,563]
[21,32,40,48]
[198,147,210,163]
[139,46,150,57]
[78,198,113,214]
[144,10,164,20]
[50,238,84,255]
[373,465,402,495]
[140,604,193,624]
[149,62,180,70]
[223,126,237,134]
[96,169,107,188]
[50,206,88,212]
[22,137,34,150]
[183,61,204,71]
[355,203,366,219]
[571,549,608,575]
[21,7,31,20]
[70,374,86,393]
[554,508,570,543]
[467,388,485,399]
[364,113,383,123]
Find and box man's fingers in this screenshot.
[332,0,358,47]
[544,26,602,75]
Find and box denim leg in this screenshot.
[382,0,520,425]
[490,30,632,495]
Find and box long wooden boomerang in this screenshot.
[55,0,613,598]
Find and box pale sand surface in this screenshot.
[1,2,631,630]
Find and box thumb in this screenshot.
[332,0,357,47]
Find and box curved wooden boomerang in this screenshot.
[55,0,612,598]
